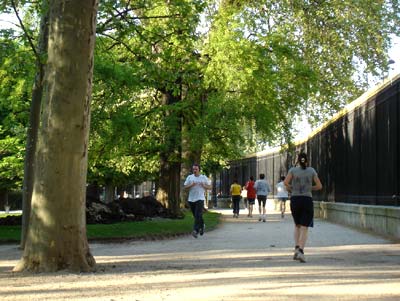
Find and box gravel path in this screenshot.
[1,208,399,301]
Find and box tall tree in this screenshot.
[94,0,207,214]
[14,0,99,272]
[0,0,52,249]
[202,0,400,149]
[17,1,50,250]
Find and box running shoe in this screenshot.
[293,248,300,260]
[297,252,306,263]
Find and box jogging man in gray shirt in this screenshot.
[254,173,271,222]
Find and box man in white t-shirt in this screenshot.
[184,164,212,238]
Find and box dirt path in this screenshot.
[1,209,399,301]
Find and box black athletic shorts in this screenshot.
[257,195,267,207]
[290,196,314,227]
[247,198,255,205]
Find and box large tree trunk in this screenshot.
[0,190,9,209]
[14,0,98,273]
[180,91,204,207]
[20,6,50,250]
[157,158,182,215]
[156,91,183,217]
[180,127,202,208]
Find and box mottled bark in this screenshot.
[104,184,115,203]
[156,91,183,217]
[14,0,99,273]
[21,7,50,250]
[180,109,202,207]
[157,159,182,215]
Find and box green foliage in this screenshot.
[202,0,400,149]
[1,0,399,192]
[89,38,161,186]
[0,37,35,191]
[90,0,400,182]
[0,136,24,190]
[89,0,208,186]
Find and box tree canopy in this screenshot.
[1,0,399,208]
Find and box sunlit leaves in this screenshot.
[202,0,400,151]
[0,36,34,192]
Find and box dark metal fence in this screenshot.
[217,74,400,206]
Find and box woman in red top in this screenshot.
[245,176,256,218]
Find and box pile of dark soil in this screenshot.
[86,196,169,224]
[0,196,169,226]
[0,214,22,226]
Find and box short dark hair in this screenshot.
[259,173,265,179]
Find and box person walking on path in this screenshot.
[184,164,212,238]
[254,173,271,222]
[276,176,289,218]
[284,153,322,263]
[230,178,242,218]
[241,186,248,210]
[245,176,256,218]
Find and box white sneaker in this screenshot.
[293,248,300,260]
[297,252,306,263]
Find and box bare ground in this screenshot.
[1,208,399,301]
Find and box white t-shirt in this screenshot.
[184,174,211,202]
[276,181,289,198]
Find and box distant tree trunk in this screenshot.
[0,190,9,208]
[104,184,115,203]
[213,171,218,205]
[86,182,101,202]
[157,158,182,215]
[156,90,183,217]
[180,100,203,207]
[20,6,50,250]
[14,0,99,273]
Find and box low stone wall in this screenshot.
[314,201,400,239]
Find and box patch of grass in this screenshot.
[87,210,220,240]
[0,225,21,242]
[0,210,221,243]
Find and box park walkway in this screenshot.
[0,208,399,300]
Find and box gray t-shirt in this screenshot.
[254,179,270,196]
[288,166,317,197]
